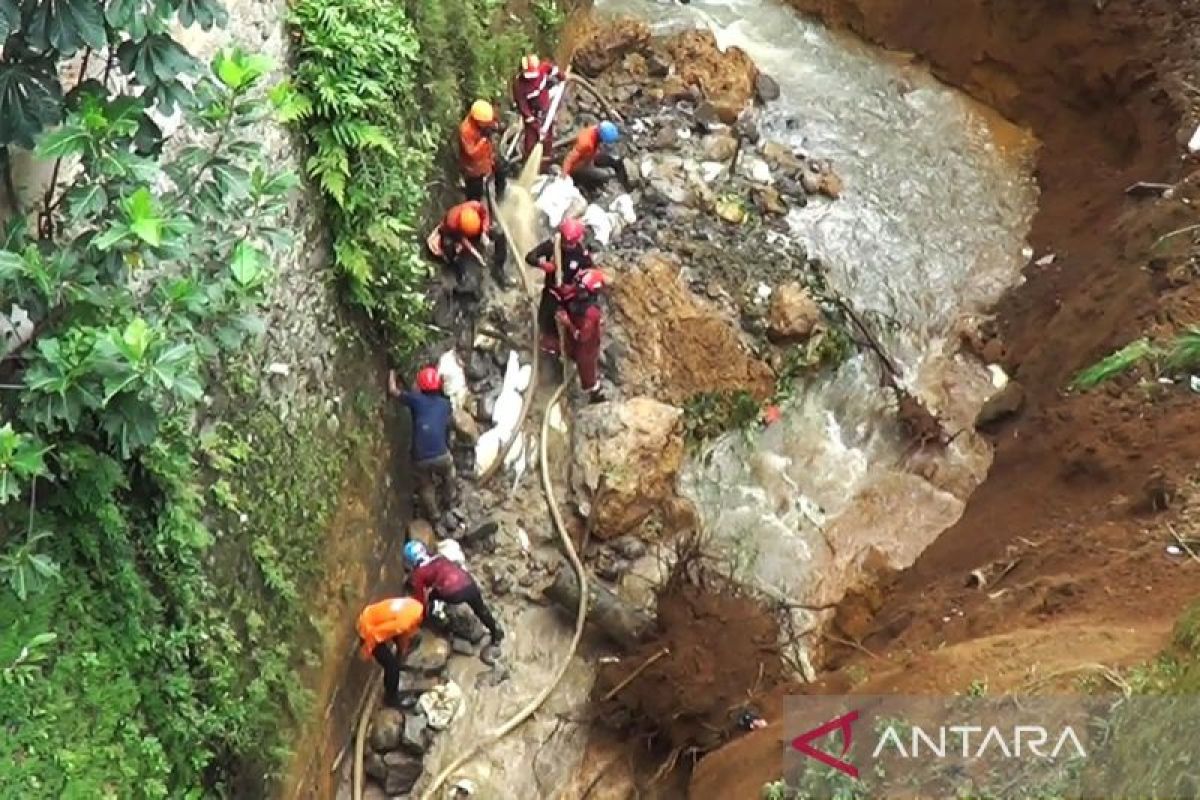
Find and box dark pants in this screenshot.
[572,153,630,193]
[464,170,507,203]
[435,582,503,643]
[538,289,562,355]
[372,641,404,707]
[414,452,455,520]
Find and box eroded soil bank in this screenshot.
[692,1,1200,796]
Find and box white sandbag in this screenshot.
[474,427,503,476]
[491,389,522,435]
[610,193,636,225]
[514,363,532,393]
[437,350,468,412]
[534,175,587,228]
[581,203,614,246]
[418,679,464,730]
[437,538,466,566]
[500,350,521,396]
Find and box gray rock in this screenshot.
[476,663,510,688]
[701,133,738,162]
[399,712,430,756]
[369,708,403,752]
[361,783,388,800]
[652,126,681,149]
[646,51,671,78]
[975,381,1025,428]
[382,751,423,794]
[612,536,648,560]
[452,637,476,656]
[364,751,387,782]
[465,351,490,381]
[403,635,451,675]
[755,72,781,103]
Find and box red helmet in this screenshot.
[415,366,442,392]
[577,269,606,293]
[559,218,585,244]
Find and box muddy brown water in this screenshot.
[597,0,1039,658]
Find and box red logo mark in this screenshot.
[790,710,860,779]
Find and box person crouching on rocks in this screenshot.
[357,596,424,709]
[389,367,455,520]
[430,199,510,296]
[524,217,593,358]
[404,541,504,657]
[555,268,607,404]
[562,121,630,194]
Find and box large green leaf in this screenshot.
[176,0,225,30]
[0,62,63,148]
[23,0,108,55]
[116,34,199,89]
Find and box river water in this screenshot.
[597,0,1038,630]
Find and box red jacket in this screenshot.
[410,556,474,602]
[560,299,603,356]
[512,61,561,122]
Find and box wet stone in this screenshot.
[452,637,476,656]
[364,751,387,782]
[369,708,403,752]
[755,72,781,103]
[404,635,451,675]
[399,712,430,756]
[382,751,423,794]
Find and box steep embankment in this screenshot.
[690,1,1200,796]
[779,0,1200,661]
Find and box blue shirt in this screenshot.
[401,391,451,462]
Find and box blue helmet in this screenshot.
[403,540,428,567]
[598,120,619,145]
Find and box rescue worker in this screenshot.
[512,54,562,165]
[555,268,607,403]
[459,99,506,202]
[524,218,593,356]
[388,367,454,520]
[404,541,504,648]
[562,121,630,193]
[433,199,509,293]
[357,596,424,708]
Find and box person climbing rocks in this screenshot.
[357,596,424,709]
[389,367,455,520]
[555,268,607,403]
[404,540,505,651]
[524,217,594,357]
[562,121,630,194]
[512,54,562,166]
[459,99,506,202]
[432,199,509,295]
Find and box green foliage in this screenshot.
[0,44,321,798]
[287,0,550,361]
[531,0,565,38]
[683,390,763,442]
[1069,337,1158,391]
[1163,326,1200,373]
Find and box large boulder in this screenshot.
[381,751,423,795]
[766,283,823,341]
[403,634,451,675]
[572,398,688,540]
[663,30,759,113]
[571,17,652,76]
[608,256,775,404]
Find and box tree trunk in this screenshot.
[545,564,656,650]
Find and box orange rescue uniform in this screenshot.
[562,125,602,177]
[458,115,495,178]
[357,597,424,658]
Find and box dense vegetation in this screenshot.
[0,0,560,796]
[287,0,562,361]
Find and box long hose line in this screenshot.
[418,375,588,800]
